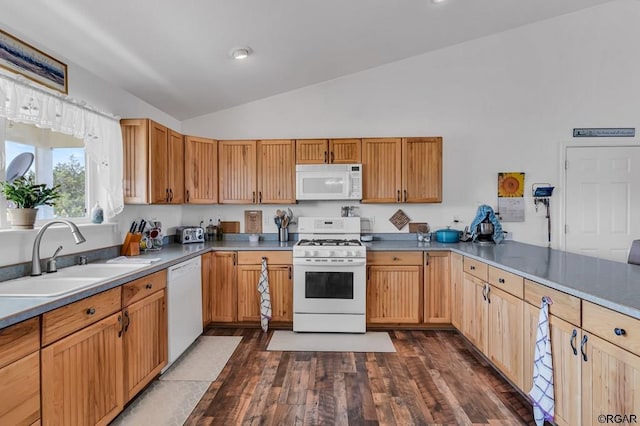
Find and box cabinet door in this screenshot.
[211,252,237,322]
[258,140,296,204]
[461,273,488,354]
[41,312,124,426]
[148,120,170,204]
[295,139,328,164]
[237,265,293,323]
[367,265,421,324]
[361,138,402,203]
[487,285,524,389]
[0,352,40,426]
[218,141,257,204]
[167,130,184,204]
[123,290,167,402]
[424,251,451,324]
[450,252,463,329]
[185,136,218,204]
[523,303,581,426]
[201,252,212,327]
[329,138,361,164]
[401,137,442,203]
[121,119,149,204]
[582,333,640,426]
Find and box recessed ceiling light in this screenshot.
[432,0,447,3]
[230,47,251,60]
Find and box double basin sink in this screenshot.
[0,263,148,298]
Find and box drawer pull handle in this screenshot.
[570,329,578,356]
[86,307,96,316]
[124,310,130,332]
[393,257,399,261]
[614,327,626,336]
[486,284,491,304]
[470,265,476,270]
[145,283,153,289]
[498,278,505,284]
[482,283,487,301]
[580,334,588,362]
[118,315,124,337]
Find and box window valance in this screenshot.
[0,72,123,218]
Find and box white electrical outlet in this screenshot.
[503,231,513,240]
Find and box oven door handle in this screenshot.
[293,259,367,266]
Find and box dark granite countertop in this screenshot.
[0,238,639,329]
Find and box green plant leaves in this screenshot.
[0,176,61,208]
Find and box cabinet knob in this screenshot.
[498,278,505,284]
[470,265,476,270]
[614,327,626,336]
[145,283,153,289]
[86,307,96,316]
[393,257,399,261]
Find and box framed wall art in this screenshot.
[0,28,68,94]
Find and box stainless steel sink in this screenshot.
[0,263,147,297]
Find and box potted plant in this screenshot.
[0,176,60,229]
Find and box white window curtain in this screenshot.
[0,73,124,218]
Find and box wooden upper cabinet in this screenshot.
[296,139,328,164]
[121,119,149,204]
[330,139,361,163]
[296,139,361,164]
[361,138,402,203]
[402,137,442,203]
[218,140,257,204]
[258,139,295,204]
[121,118,183,204]
[185,136,218,204]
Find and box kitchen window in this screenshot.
[1,119,97,228]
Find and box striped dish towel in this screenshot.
[528,297,554,426]
[257,257,272,332]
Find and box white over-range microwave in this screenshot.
[295,164,362,200]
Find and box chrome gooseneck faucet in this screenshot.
[31,220,86,276]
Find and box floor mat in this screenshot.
[267,330,396,352]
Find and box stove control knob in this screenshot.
[347,251,356,257]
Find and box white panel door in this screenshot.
[565,146,640,262]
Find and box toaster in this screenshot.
[175,226,205,244]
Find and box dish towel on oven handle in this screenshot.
[528,296,554,426]
[258,257,272,332]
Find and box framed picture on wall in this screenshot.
[0,28,68,94]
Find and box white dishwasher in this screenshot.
[165,255,202,370]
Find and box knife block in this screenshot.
[121,233,141,256]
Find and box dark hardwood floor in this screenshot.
[185,328,535,425]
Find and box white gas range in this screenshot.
[293,217,366,333]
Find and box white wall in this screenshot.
[182,0,640,247]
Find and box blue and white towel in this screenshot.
[528,297,554,426]
[469,204,504,244]
[257,257,272,332]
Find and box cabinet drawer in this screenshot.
[583,301,640,356]
[237,251,292,265]
[488,266,523,298]
[463,257,488,281]
[0,317,39,369]
[524,280,581,326]
[42,287,121,346]
[367,251,422,265]
[122,270,167,306]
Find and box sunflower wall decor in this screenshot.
[498,172,525,197]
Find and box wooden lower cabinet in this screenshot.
[581,333,640,426]
[423,251,450,324]
[201,252,213,326]
[523,302,582,426]
[41,312,124,426]
[461,273,488,353]
[367,265,421,324]
[122,289,167,402]
[237,264,293,322]
[486,286,523,389]
[450,252,463,329]
[210,252,237,322]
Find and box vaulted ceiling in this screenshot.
[0,0,613,120]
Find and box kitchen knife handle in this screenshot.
[570,329,578,356]
[324,151,328,163]
[397,190,400,202]
[330,152,334,163]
